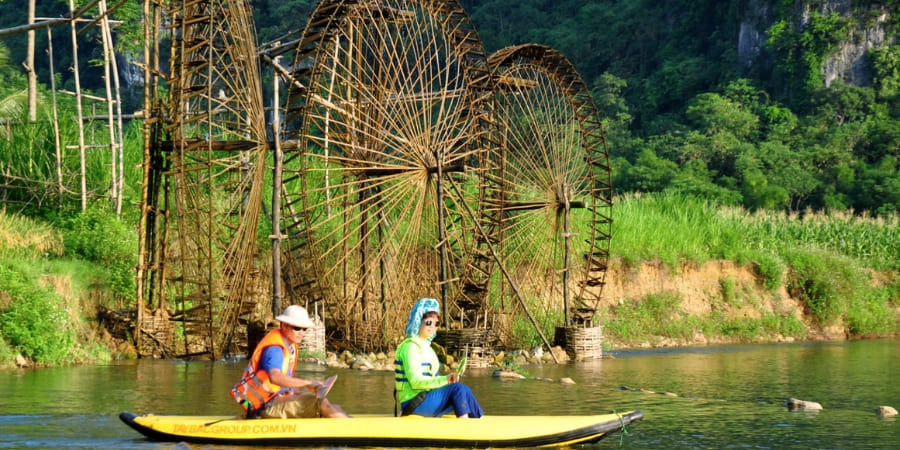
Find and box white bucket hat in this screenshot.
[275,305,315,328]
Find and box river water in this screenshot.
[1,339,897,448]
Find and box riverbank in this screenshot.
[7,256,893,371]
[4,250,899,371]
[2,195,899,370]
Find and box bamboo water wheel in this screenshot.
[136,0,269,359]
[276,0,497,352]
[132,0,612,359]
[485,44,612,353]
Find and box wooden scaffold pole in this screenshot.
[27,0,37,122]
[46,25,64,208]
[68,0,88,211]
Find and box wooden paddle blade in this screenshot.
[317,374,337,399]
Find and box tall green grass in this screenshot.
[612,192,750,268]
[742,209,900,270]
[0,209,64,258]
[0,96,146,215]
[613,192,900,271]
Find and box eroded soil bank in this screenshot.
[598,258,889,349]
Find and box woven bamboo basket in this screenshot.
[555,325,603,360]
[298,315,326,355]
[435,328,493,368]
[138,307,175,357]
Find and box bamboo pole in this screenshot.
[99,0,126,216]
[26,0,37,122]
[69,0,88,211]
[134,0,153,353]
[47,25,63,209]
[446,179,560,363]
[108,24,125,217]
[0,0,101,37]
[271,56,284,317]
[99,0,118,207]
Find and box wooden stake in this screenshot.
[69,0,87,211]
[27,0,37,122]
[47,25,63,209]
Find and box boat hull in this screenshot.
[120,410,643,448]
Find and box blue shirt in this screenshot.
[259,344,295,394]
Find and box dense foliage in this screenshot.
[2,0,898,213]
[465,0,900,216]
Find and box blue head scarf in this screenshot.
[405,297,441,341]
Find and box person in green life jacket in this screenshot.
[231,305,349,418]
[394,297,485,418]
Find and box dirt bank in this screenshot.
[598,258,855,349]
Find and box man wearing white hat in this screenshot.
[230,305,349,418]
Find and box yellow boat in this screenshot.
[120,410,643,447]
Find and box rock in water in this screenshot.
[786,397,823,411]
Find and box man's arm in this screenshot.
[267,368,322,392]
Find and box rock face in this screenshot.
[739,0,897,88]
[821,11,891,87]
[493,368,526,379]
[738,0,771,69]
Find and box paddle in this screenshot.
[456,355,467,376]
[456,346,468,377]
[317,374,337,399]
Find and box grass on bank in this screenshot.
[599,192,900,346]
[0,207,132,368]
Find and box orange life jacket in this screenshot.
[230,329,297,414]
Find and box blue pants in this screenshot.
[407,383,484,418]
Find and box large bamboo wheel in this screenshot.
[486,44,612,328]
[137,0,268,358]
[278,0,496,350]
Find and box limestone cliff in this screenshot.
[739,0,897,87]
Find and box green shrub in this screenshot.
[0,333,16,367]
[0,264,75,365]
[604,293,689,340]
[750,252,785,291]
[783,249,865,324]
[720,277,737,306]
[716,312,807,341]
[887,276,900,307]
[54,204,137,300]
[844,288,898,336]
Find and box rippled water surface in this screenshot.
[1,339,897,448]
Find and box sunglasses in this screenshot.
[422,319,440,327]
[290,325,309,332]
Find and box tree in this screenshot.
[686,91,759,141]
[617,148,679,193]
[868,45,900,99]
